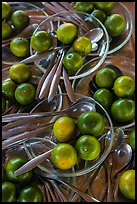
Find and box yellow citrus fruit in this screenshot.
[53,116,76,142]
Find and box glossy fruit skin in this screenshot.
[104,14,126,37]
[5,156,33,183]
[75,2,94,13]
[15,83,36,105]
[2,181,16,202]
[75,135,100,160]
[129,130,135,150]
[11,10,30,30]
[2,21,13,40]
[77,111,105,137]
[2,2,12,20]
[72,36,92,55]
[113,76,135,98]
[94,2,115,15]
[17,184,43,202]
[9,63,32,84]
[111,98,135,122]
[2,96,6,113]
[91,9,106,23]
[95,67,117,88]
[93,88,114,112]
[2,79,17,101]
[51,143,78,170]
[57,23,78,44]
[53,116,76,142]
[63,52,83,75]
[30,31,52,53]
[119,170,135,200]
[10,37,30,57]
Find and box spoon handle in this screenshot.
[14,149,52,176]
[44,174,100,202]
[48,50,65,102]
[63,68,76,103]
[20,47,59,64]
[35,52,58,98]
[2,123,54,150]
[38,52,62,99]
[105,155,114,202]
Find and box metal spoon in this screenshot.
[15,161,99,202]
[2,98,96,123]
[85,28,104,43]
[104,128,125,202]
[111,143,132,179]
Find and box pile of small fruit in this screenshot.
[2,156,43,202]
[2,63,36,114]
[2,2,30,40]
[74,2,126,37]
[89,65,135,123]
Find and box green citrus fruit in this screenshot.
[75,2,94,13]
[104,14,126,37]
[91,9,107,23]
[57,23,78,44]
[95,67,117,88]
[11,10,30,30]
[75,135,100,160]
[94,2,115,15]
[72,36,92,55]
[77,111,105,137]
[63,51,83,75]
[17,184,43,202]
[30,31,52,53]
[111,98,135,122]
[9,63,32,84]
[2,21,13,40]
[51,143,78,170]
[119,170,135,200]
[113,75,135,98]
[5,156,33,184]
[10,37,30,57]
[2,182,16,202]
[129,130,135,150]
[2,2,12,20]
[2,79,17,101]
[93,88,114,112]
[15,83,36,105]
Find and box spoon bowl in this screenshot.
[111,143,132,178]
[85,27,104,43]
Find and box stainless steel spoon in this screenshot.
[104,128,125,202]
[85,27,104,43]
[2,98,96,123]
[111,143,132,179]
